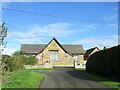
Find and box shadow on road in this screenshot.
[67,69,119,89]
[67,69,97,81]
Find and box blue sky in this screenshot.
[2,2,118,55]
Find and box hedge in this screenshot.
[86,45,120,81]
[2,55,37,74]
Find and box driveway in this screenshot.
[34,68,112,89]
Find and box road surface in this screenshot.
[34,68,112,89]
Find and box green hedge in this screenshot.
[2,56,25,72]
[2,55,37,73]
[86,45,120,81]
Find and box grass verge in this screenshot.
[2,70,44,88]
[76,68,120,89]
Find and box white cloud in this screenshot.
[13,37,44,43]
[75,35,118,49]
[27,23,75,37]
[8,31,29,38]
[2,21,118,55]
[9,22,95,43]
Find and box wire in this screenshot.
[2,7,114,24]
[2,20,34,38]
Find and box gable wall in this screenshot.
[36,40,84,67]
[36,40,73,66]
[89,48,99,56]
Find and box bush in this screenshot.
[1,56,25,73]
[86,45,120,81]
[2,54,37,74]
[20,55,37,65]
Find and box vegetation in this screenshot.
[2,51,37,74]
[0,23,7,46]
[2,55,25,73]
[1,51,42,89]
[12,51,24,56]
[21,56,37,65]
[0,22,45,89]
[86,45,120,81]
[76,68,120,89]
[2,70,44,88]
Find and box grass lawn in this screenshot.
[76,68,120,89]
[2,70,44,88]
[27,68,54,70]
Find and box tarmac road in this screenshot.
[34,68,112,89]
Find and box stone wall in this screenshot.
[74,61,86,68]
[24,65,44,69]
[25,63,53,69]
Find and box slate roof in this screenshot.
[62,44,85,55]
[20,44,46,54]
[20,44,85,55]
[84,47,99,57]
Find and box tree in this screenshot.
[0,23,7,60]
[12,51,25,56]
[0,23,7,46]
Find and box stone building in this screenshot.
[20,38,85,68]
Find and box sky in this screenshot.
[1,2,118,55]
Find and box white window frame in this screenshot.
[50,51,58,61]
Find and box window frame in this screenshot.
[49,50,59,61]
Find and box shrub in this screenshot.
[2,51,37,74]
[21,55,37,65]
[1,56,25,73]
[12,51,37,65]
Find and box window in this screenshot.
[74,55,78,61]
[50,51,58,61]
